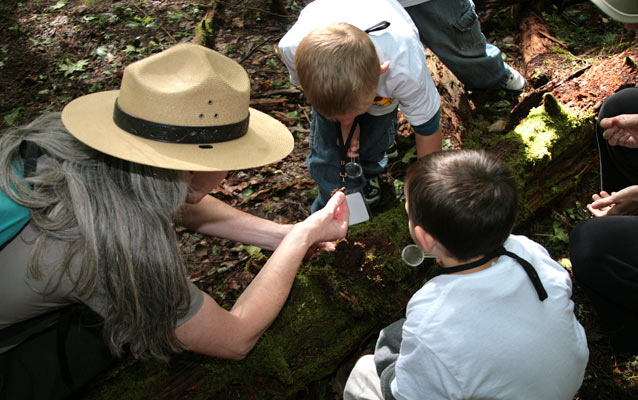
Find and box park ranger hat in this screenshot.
[591,0,638,23]
[61,43,294,171]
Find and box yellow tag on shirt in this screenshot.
[373,95,392,106]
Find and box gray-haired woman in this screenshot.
[0,44,349,399]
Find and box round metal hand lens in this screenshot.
[344,157,362,178]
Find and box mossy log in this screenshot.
[465,92,597,223]
[192,0,218,49]
[85,206,432,400]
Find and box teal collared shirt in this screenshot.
[1,164,30,246]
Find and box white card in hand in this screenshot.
[346,192,370,225]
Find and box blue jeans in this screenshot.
[308,107,398,213]
[404,0,507,89]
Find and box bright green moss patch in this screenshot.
[465,93,595,223]
[509,93,581,164]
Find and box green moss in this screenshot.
[464,93,595,223]
[194,19,215,47]
[204,206,427,398]
[88,360,170,400]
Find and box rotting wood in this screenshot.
[193,0,219,48]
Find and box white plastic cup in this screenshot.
[401,244,434,267]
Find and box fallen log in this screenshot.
[83,206,431,399]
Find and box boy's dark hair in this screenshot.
[405,149,518,260]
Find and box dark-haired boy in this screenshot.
[344,150,589,400]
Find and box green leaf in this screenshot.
[552,221,569,244]
[401,146,417,164]
[95,45,108,58]
[393,179,404,199]
[242,188,254,197]
[240,245,263,256]
[50,0,67,10]
[58,58,90,77]
[3,108,21,126]
[442,138,455,150]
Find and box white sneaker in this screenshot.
[503,63,526,91]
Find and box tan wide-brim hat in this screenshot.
[61,43,294,171]
[591,0,638,23]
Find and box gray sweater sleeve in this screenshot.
[374,318,405,400]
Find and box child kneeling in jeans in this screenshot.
[344,149,589,400]
[278,0,442,212]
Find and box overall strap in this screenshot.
[430,246,548,301]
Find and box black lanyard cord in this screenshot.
[429,246,548,301]
[336,118,360,184]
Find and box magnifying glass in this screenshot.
[402,244,436,267]
[344,157,362,178]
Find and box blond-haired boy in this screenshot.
[278,0,441,212]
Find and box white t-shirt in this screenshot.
[278,0,440,127]
[391,234,589,400]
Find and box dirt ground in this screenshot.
[1,0,637,398]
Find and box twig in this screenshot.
[238,37,272,64]
[190,255,249,283]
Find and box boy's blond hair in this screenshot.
[295,23,379,117]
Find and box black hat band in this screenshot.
[113,99,249,144]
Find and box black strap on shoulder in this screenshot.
[365,21,390,34]
[0,311,59,345]
[19,140,42,178]
[430,246,548,301]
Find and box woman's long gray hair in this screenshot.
[0,112,191,360]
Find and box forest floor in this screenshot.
[1,0,637,398]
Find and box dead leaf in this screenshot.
[194,243,208,258]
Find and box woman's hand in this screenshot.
[587,185,638,216]
[600,114,638,148]
[296,191,349,245]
